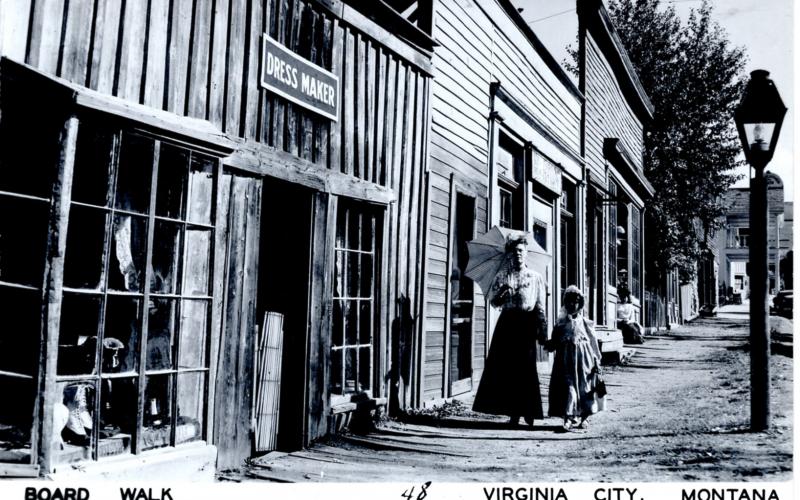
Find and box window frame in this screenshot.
[330,199,384,401]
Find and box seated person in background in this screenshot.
[617,288,644,344]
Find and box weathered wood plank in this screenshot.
[27,0,65,74]
[166,0,193,114]
[116,0,148,102]
[87,0,122,93]
[208,0,231,128]
[143,0,170,108]
[314,16,332,165]
[224,0,247,133]
[0,0,32,62]
[207,164,230,452]
[37,115,79,471]
[327,19,343,171]
[188,0,213,117]
[244,0,263,140]
[307,193,334,442]
[341,28,355,175]
[372,47,386,185]
[379,55,396,187]
[353,33,365,179]
[362,39,374,183]
[59,0,94,84]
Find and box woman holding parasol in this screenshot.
[468,230,548,427]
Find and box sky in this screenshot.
[510,0,794,201]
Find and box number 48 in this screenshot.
[402,481,431,500]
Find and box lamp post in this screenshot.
[734,69,786,431]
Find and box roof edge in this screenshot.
[497,0,584,102]
[580,0,654,123]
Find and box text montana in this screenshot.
[683,488,779,500]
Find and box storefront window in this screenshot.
[630,206,642,297]
[332,201,382,396]
[56,124,217,462]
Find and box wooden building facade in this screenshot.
[0,0,433,477]
[578,0,654,349]
[420,0,584,405]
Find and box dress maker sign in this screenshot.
[261,34,340,121]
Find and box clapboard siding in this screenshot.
[584,35,643,176]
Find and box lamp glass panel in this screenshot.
[743,123,776,152]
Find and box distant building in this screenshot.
[717,172,789,303]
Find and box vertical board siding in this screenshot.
[60,0,94,84]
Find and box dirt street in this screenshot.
[243,315,793,482]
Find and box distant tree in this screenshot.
[596,0,747,283]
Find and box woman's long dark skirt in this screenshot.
[472,308,543,420]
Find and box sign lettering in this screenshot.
[261,34,340,121]
[532,151,562,195]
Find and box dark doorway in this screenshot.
[257,177,314,452]
[449,193,474,396]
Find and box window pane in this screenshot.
[358,347,371,391]
[332,300,344,348]
[0,95,59,199]
[115,133,154,214]
[178,299,208,369]
[64,205,108,290]
[347,251,360,298]
[103,296,142,374]
[98,377,136,458]
[331,350,343,394]
[57,294,102,376]
[109,215,148,293]
[333,250,344,298]
[0,196,49,287]
[348,211,361,251]
[147,298,176,371]
[346,301,358,345]
[53,380,96,462]
[0,287,40,376]
[0,375,36,464]
[183,229,211,296]
[360,254,373,299]
[156,145,189,220]
[359,301,372,345]
[344,348,357,393]
[72,124,115,207]
[176,372,205,444]
[187,155,215,226]
[151,221,183,295]
[141,375,173,451]
[361,214,375,252]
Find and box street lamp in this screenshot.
[734,69,786,431]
